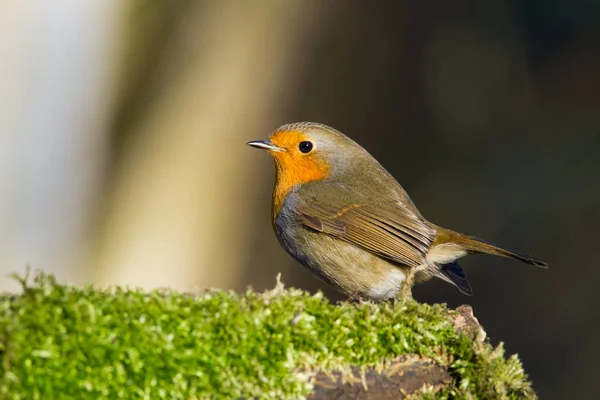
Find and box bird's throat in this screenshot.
[271,156,330,217]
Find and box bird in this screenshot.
[247,122,547,301]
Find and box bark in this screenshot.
[309,305,484,399]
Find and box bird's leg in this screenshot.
[347,292,361,303]
[398,270,414,301]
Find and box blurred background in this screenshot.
[1,0,598,398]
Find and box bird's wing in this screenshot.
[296,197,435,268]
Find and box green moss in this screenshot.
[0,272,535,399]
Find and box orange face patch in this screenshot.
[268,130,330,215]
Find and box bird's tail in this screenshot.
[434,227,548,268]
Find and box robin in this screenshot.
[247,122,547,300]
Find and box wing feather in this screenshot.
[297,200,435,267]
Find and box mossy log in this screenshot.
[0,273,535,399]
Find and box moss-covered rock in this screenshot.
[0,272,535,399]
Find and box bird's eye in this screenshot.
[298,141,313,153]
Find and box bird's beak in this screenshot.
[246,140,285,152]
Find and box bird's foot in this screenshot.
[397,272,415,301]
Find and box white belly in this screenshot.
[365,268,406,300]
